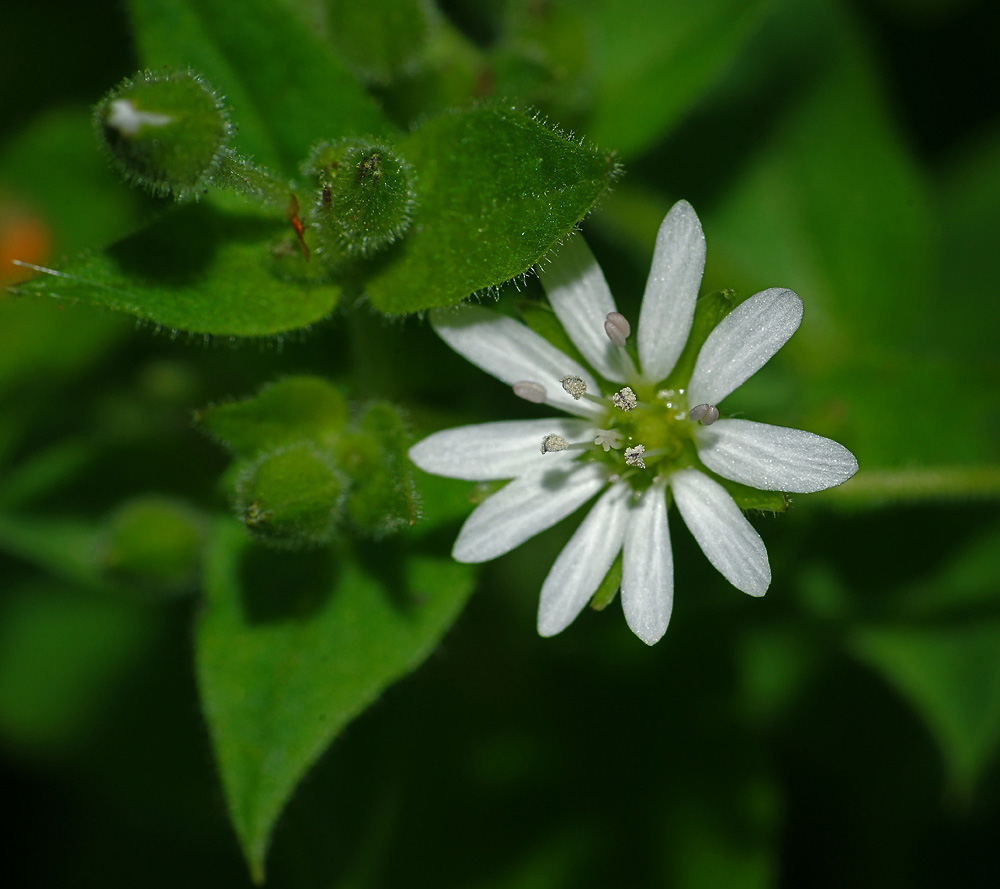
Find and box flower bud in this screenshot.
[94,69,232,201]
[303,137,416,257]
[235,443,346,548]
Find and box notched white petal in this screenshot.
[539,235,625,383]
[622,484,673,645]
[409,418,592,481]
[696,419,859,493]
[671,468,770,596]
[537,484,629,637]
[452,462,607,563]
[637,200,706,383]
[431,307,602,418]
[687,288,803,406]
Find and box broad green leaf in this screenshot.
[0,579,155,754]
[197,520,476,881]
[851,623,1000,797]
[127,0,392,172]
[583,0,774,158]
[9,196,342,336]
[365,105,619,314]
[323,0,431,84]
[197,376,350,457]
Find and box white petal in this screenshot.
[671,468,770,596]
[621,483,673,645]
[537,483,629,637]
[452,462,608,563]
[409,418,593,481]
[687,288,802,406]
[697,419,859,493]
[540,235,626,383]
[637,200,706,383]
[431,307,602,419]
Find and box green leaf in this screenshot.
[364,105,619,314]
[9,197,342,336]
[197,376,350,458]
[126,0,391,172]
[583,0,774,158]
[323,0,431,84]
[0,579,155,754]
[851,623,1000,797]
[196,520,476,881]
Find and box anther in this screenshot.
[513,381,547,403]
[604,311,631,347]
[689,403,720,425]
[540,434,569,454]
[560,375,588,400]
[612,387,638,411]
[593,429,623,452]
[624,445,647,469]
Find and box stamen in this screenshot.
[560,375,588,400]
[513,380,547,403]
[604,311,631,347]
[612,387,638,411]
[624,445,647,469]
[689,403,720,425]
[593,429,623,452]
[540,434,569,454]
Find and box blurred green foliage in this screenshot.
[2,0,999,886]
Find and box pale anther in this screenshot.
[689,403,720,425]
[624,445,647,469]
[604,311,631,347]
[560,375,587,400]
[612,387,638,411]
[513,380,547,403]
[593,429,623,452]
[540,434,569,454]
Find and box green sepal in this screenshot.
[336,402,420,537]
[196,376,350,458]
[716,475,790,515]
[234,443,346,548]
[102,496,204,590]
[94,68,232,201]
[589,551,623,612]
[516,296,592,373]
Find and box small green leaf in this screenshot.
[364,105,619,314]
[196,520,476,881]
[9,197,342,336]
[197,376,350,458]
[851,623,1000,797]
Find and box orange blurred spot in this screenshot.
[0,204,51,287]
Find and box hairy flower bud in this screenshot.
[93,69,232,201]
[303,137,416,257]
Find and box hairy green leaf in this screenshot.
[9,197,342,336]
[197,520,476,880]
[364,105,619,314]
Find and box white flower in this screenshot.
[409,201,858,645]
